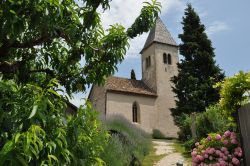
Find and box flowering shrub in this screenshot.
[191,131,243,166]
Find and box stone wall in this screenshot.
[154,43,179,138]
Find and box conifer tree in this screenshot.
[131,69,137,80]
[171,4,224,125]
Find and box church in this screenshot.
[88,18,179,138]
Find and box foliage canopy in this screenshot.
[171,4,224,125]
[216,71,250,122]
[0,0,161,94]
[0,0,161,165]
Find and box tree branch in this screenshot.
[29,68,54,76]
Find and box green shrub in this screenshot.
[152,129,166,139]
[0,79,108,165]
[102,115,151,165]
[177,113,192,141]
[195,104,231,139]
[179,104,230,140]
[216,71,250,124]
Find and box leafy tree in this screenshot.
[216,71,250,124]
[130,69,136,80]
[0,0,161,94]
[0,79,107,165]
[0,0,161,165]
[171,4,224,125]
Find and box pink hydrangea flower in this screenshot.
[224,130,231,137]
[216,134,222,140]
[232,157,240,165]
[221,147,227,152]
[191,151,197,157]
[223,140,229,145]
[231,139,238,144]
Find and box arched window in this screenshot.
[163,53,167,64]
[167,54,172,65]
[132,102,140,123]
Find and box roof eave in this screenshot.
[106,89,157,98]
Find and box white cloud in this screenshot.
[206,21,230,36]
[99,0,185,59]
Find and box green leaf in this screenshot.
[28,105,38,119]
[16,154,29,166]
[0,141,14,157]
[14,133,21,143]
[9,9,16,15]
[47,89,60,97]
[48,154,58,162]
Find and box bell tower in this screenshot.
[140,18,179,137]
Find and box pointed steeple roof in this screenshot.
[141,18,177,53]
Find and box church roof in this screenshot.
[141,18,177,53]
[105,77,157,97]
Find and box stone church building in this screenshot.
[88,18,179,138]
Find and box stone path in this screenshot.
[153,140,190,166]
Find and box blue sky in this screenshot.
[70,0,250,106]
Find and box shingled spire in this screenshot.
[141,18,177,53]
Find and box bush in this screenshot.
[177,113,192,141]
[178,104,230,142]
[194,104,231,140]
[216,71,250,125]
[191,131,243,165]
[0,79,108,165]
[152,129,166,139]
[101,134,131,166]
[101,115,151,165]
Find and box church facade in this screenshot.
[88,18,179,138]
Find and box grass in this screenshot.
[171,140,192,164]
[142,143,166,166]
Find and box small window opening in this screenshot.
[168,54,172,65]
[132,102,138,122]
[146,56,151,68]
[163,53,167,64]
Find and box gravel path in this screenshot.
[153,140,190,166]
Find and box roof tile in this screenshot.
[141,18,177,53]
[105,76,157,97]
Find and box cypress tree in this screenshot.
[131,69,136,80]
[171,4,224,125]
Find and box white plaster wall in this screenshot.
[106,92,156,133]
[88,86,106,118]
